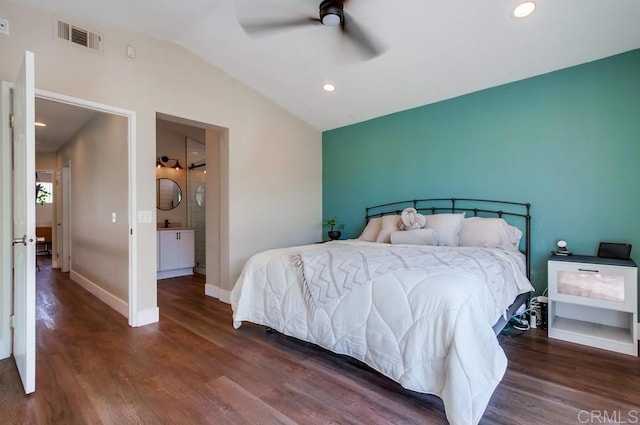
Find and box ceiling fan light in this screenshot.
[322,13,341,27]
[513,1,536,18]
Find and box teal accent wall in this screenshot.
[323,49,640,291]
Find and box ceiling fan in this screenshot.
[239,0,386,60]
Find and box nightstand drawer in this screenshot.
[548,260,637,312]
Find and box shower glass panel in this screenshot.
[186,137,206,274]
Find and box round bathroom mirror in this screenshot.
[157,178,182,210]
[195,183,205,207]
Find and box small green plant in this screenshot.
[36,183,50,205]
[322,217,344,232]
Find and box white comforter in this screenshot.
[231,240,533,425]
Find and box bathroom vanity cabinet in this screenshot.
[157,228,195,279]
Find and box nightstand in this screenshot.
[547,254,637,356]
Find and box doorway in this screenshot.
[35,170,54,270]
[155,113,227,298]
[1,70,139,390]
[53,163,71,272]
[31,92,138,324]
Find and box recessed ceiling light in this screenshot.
[34,122,47,127]
[323,83,336,92]
[513,1,536,18]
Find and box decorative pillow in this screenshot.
[376,215,401,243]
[458,217,523,250]
[390,229,438,246]
[424,213,465,246]
[358,217,382,242]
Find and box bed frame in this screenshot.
[364,197,532,334]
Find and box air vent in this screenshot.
[55,17,103,53]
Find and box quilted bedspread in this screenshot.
[231,240,533,425]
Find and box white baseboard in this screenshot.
[70,270,128,319]
[205,284,231,304]
[132,307,159,327]
[219,289,231,304]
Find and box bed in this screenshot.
[231,198,534,425]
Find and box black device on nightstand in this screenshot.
[597,242,632,260]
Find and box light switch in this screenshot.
[138,210,152,223]
[126,44,136,59]
[112,212,117,223]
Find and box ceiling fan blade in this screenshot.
[341,12,386,59]
[241,17,321,36]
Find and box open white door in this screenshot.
[62,163,70,272]
[12,50,36,394]
[53,168,61,269]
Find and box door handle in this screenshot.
[13,235,33,246]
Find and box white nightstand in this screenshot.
[547,254,638,356]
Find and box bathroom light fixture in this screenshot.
[513,1,536,18]
[156,156,183,170]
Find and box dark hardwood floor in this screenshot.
[1,256,639,424]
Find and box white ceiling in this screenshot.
[15,0,640,132]
[35,98,98,153]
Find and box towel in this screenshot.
[399,207,426,230]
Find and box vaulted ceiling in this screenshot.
[14,0,640,132]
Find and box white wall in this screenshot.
[0,1,321,326]
[35,202,53,227]
[58,113,129,301]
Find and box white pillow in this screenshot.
[458,217,523,250]
[376,215,401,243]
[358,217,382,242]
[390,229,438,245]
[425,213,465,246]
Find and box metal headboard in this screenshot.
[365,198,532,279]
